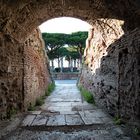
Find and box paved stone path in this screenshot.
[4,80,132,140]
[22,80,112,127]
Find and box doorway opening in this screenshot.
[39,17,91,82]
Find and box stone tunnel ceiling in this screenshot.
[0,0,140,42]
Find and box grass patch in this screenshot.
[113,115,124,125]
[45,82,55,96]
[78,85,95,104]
[27,103,35,111]
[7,107,18,119]
[35,96,45,106]
[133,127,140,135]
[28,82,55,111]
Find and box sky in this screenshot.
[39,17,92,33]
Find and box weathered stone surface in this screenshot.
[79,110,104,125]
[80,19,124,116]
[4,80,136,140]
[23,28,52,108]
[65,114,84,125]
[79,19,140,122]
[47,115,65,126]
[29,111,41,115]
[22,115,36,126]
[31,115,48,126]
[0,35,24,119]
[52,73,79,80]
[118,29,140,120]
[25,80,111,127]
[0,28,52,119]
[0,1,139,42]
[4,128,131,140]
[80,110,108,118]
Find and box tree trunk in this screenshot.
[60,57,63,72]
[77,59,80,69]
[74,59,76,67]
[58,57,60,68]
[51,60,54,71]
[68,60,70,67]
[77,44,83,70]
[70,58,73,72]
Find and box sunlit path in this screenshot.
[22,80,106,126]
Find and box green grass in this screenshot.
[28,82,55,111]
[113,115,124,125]
[133,127,140,135]
[6,107,18,119]
[27,103,35,111]
[45,82,55,96]
[35,96,45,106]
[78,85,95,104]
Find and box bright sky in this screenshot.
[39,17,92,33]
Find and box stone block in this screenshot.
[47,115,65,126]
[22,115,36,126]
[79,111,104,125]
[65,114,84,125]
[31,115,48,126]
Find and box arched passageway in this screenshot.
[0,0,140,126]
[0,0,139,42]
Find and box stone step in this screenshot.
[21,112,106,127]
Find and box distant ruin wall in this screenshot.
[52,73,79,80]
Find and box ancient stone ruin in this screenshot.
[0,0,140,126]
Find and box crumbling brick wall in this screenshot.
[23,28,51,108]
[79,19,140,121]
[0,29,52,119]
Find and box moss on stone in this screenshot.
[78,85,95,104]
[45,82,55,96]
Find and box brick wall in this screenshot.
[0,35,24,119]
[52,73,79,80]
[0,29,52,119]
[23,28,52,109]
[118,29,140,120]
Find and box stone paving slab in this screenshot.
[59,111,78,115]
[5,128,132,140]
[80,110,108,117]
[29,111,41,115]
[47,115,65,126]
[79,111,104,125]
[72,105,95,111]
[31,115,48,126]
[40,111,60,116]
[101,117,114,124]
[22,115,36,126]
[45,98,81,102]
[48,102,73,107]
[65,114,84,125]
[47,106,72,112]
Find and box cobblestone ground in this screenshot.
[2,80,134,140]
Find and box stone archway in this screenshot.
[0,0,140,42]
[0,0,140,122]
